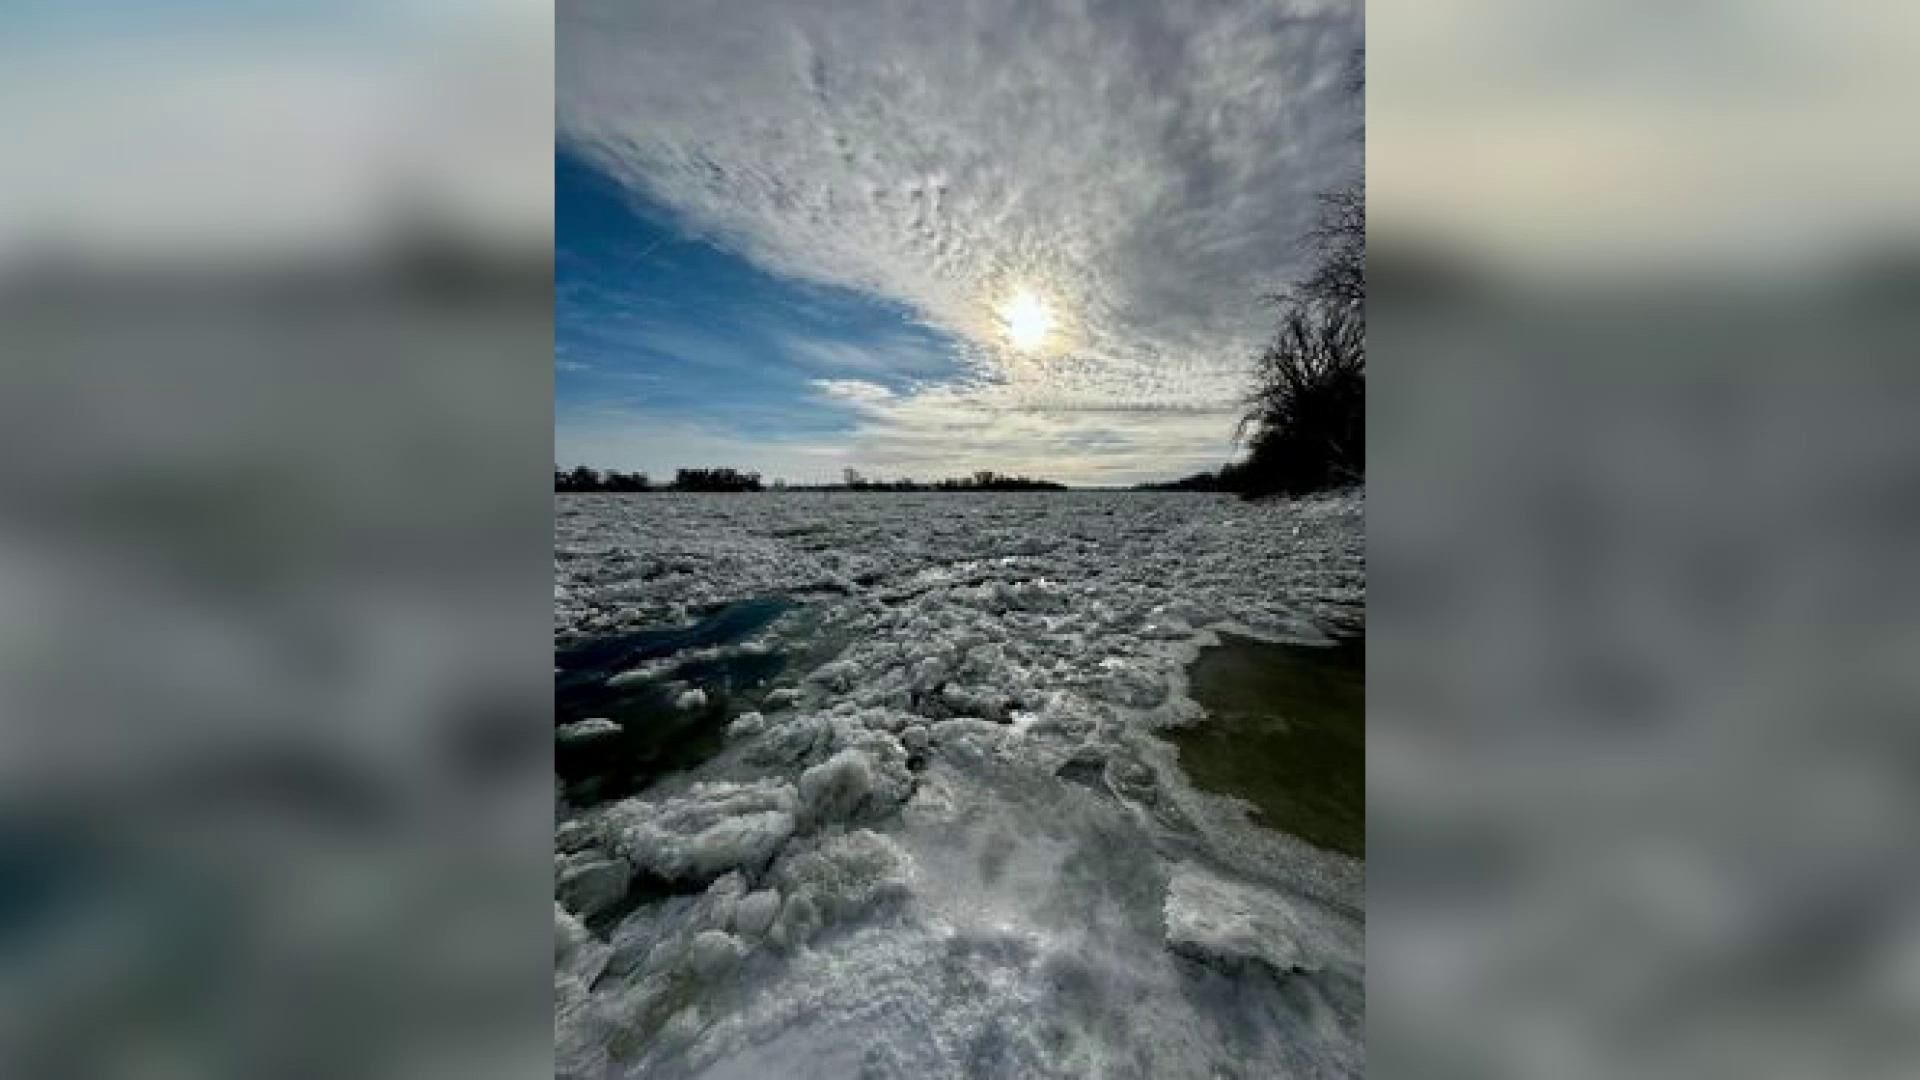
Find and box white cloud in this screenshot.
[811,378,897,409]
[782,334,952,377]
[809,376,1241,484]
[559,0,1360,480]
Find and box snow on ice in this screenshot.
[554,491,1364,1079]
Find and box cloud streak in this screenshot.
[559,0,1361,481]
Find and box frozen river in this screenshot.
[554,491,1365,1079]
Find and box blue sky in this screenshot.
[557,149,971,483]
[556,0,1363,485]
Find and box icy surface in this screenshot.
[559,717,623,745]
[554,491,1364,1079]
[1163,863,1361,977]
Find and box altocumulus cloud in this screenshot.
[559,0,1361,482]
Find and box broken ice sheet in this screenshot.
[553,491,1365,1078]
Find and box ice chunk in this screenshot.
[769,889,822,949]
[726,711,767,740]
[1106,757,1160,806]
[555,818,599,854]
[777,829,911,917]
[666,812,790,881]
[941,682,1010,721]
[796,747,912,826]
[557,717,622,745]
[765,829,911,949]
[608,780,799,884]
[1163,865,1315,975]
[732,889,781,937]
[909,655,947,689]
[742,714,834,767]
[900,724,930,756]
[558,858,631,921]
[686,930,745,978]
[1090,660,1167,708]
[1140,617,1194,641]
[806,658,860,693]
[674,687,709,711]
[555,903,592,966]
[929,718,1007,766]
[1054,745,1108,792]
[555,902,611,988]
[1022,696,1098,739]
[655,1002,705,1054]
[700,872,746,929]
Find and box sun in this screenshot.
[998,288,1055,352]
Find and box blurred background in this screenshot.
[1369,2,1920,1078]
[0,2,554,1077]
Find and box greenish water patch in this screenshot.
[1167,631,1364,857]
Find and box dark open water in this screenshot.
[1166,630,1365,857]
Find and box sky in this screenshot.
[556,0,1363,486]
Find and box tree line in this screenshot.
[833,469,1064,492]
[554,466,763,492]
[555,466,1065,493]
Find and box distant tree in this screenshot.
[672,467,764,492]
[788,470,1066,492]
[556,464,601,492]
[602,470,651,492]
[930,470,1064,491]
[556,465,654,492]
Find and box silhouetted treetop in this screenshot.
[671,468,763,492]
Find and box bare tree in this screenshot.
[1239,162,1365,496]
[1294,185,1365,309]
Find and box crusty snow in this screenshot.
[555,491,1364,1079]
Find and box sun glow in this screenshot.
[998,288,1055,352]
